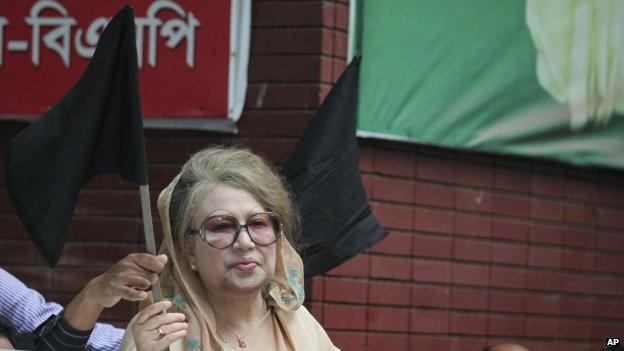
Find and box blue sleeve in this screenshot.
[1,268,124,351]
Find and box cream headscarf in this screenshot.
[146,174,311,351]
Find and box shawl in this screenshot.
[120,175,338,351]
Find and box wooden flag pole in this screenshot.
[139,185,164,303]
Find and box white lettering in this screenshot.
[25,0,77,67]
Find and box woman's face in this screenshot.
[186,183,277,296]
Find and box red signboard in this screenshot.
[0,0,230,119]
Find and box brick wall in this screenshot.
[1,1,624,351]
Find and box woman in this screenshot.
[121,146,338,350]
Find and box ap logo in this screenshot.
[604,338,622,351]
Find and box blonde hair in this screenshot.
[169,145,301,249]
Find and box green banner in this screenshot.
[355,0,624,170]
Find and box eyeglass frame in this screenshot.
[185,211,282,249]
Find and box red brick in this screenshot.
[524,294,560,315]
[324,304,366,329]
[598,183,624,206]
[69,217,139,242]
[57,242,138,267]
[410,309,448,333]
[324,277,367,303]
[326,331,366,351]
[593,322,624,341]
[449,312,487,334]
[310,276,324,301]
[596,232,624,253]
[529,224,563,245]
[333,31,348,58]
[492,219,528,241]
[370,231,412,256]
[374,149,414,178]
[416,156,455,183]
[455,188,492,212]
[335,3,349,30]
[526,317,559,338]
[331,58,346,82]
[594,254,624,274]
[492,193,530,217]
[523,341,555,351]
[372,177,413,204]
[370,255,411,281]
[491,242,527,265]
[566,179,598,202]
[245,82,326,110]
[327,254,369,277]
[559,320,592,340]
[0,240,47,265]
[562,228,596,249]
[413,208,453,234]
[526,270,561,292]
[322,1,336,27]
[410,336,450,351]
[528,247,562,268]
[455,162,493,187]
[494,168,531,193]
[561,250,594,271]
[368,306,409,332]
[362,174,373,199]
[450,287,487,310]
[453,238,491,262]
[452,263,489,287]
[593,299,624,319]
[367,333,408,351]
[75,191,141,216]
[448,336,488,351]
[487,315,525,336]
[0,217,27,239]
[565,204,597,225]
[411,285,450,308]
[530,199,564,221]
[310,302,323,323]
[359,146,374,173]
[561,274,594,294]
[593,276,624,296]
[560,296,593,317]
[248,55,325,83]
[252,28,324,55]
[453,213,491,238]
[489,291,525,313]
[237,110,313,137]
[597,208,624,230]
[412,259,450,283]
[490,267,525,289]
[414,182,454,208]
[412,233,452,259]
[373,202,412,230]
[51,266,106,292]
[369,281,410,306]
[532,172,566,197]
[253,1,324,27]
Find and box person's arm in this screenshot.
[32,253,168,350]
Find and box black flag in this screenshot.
[5,6,147,267]
[281,57,388,278]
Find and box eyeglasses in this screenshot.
[185,212,281,249]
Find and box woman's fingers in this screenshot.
[135,300,172,324]
[142,312,187,331]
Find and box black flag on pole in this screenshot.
[5,6,147,267]
[281,57,388,278]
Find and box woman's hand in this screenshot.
[132,300,188,351]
